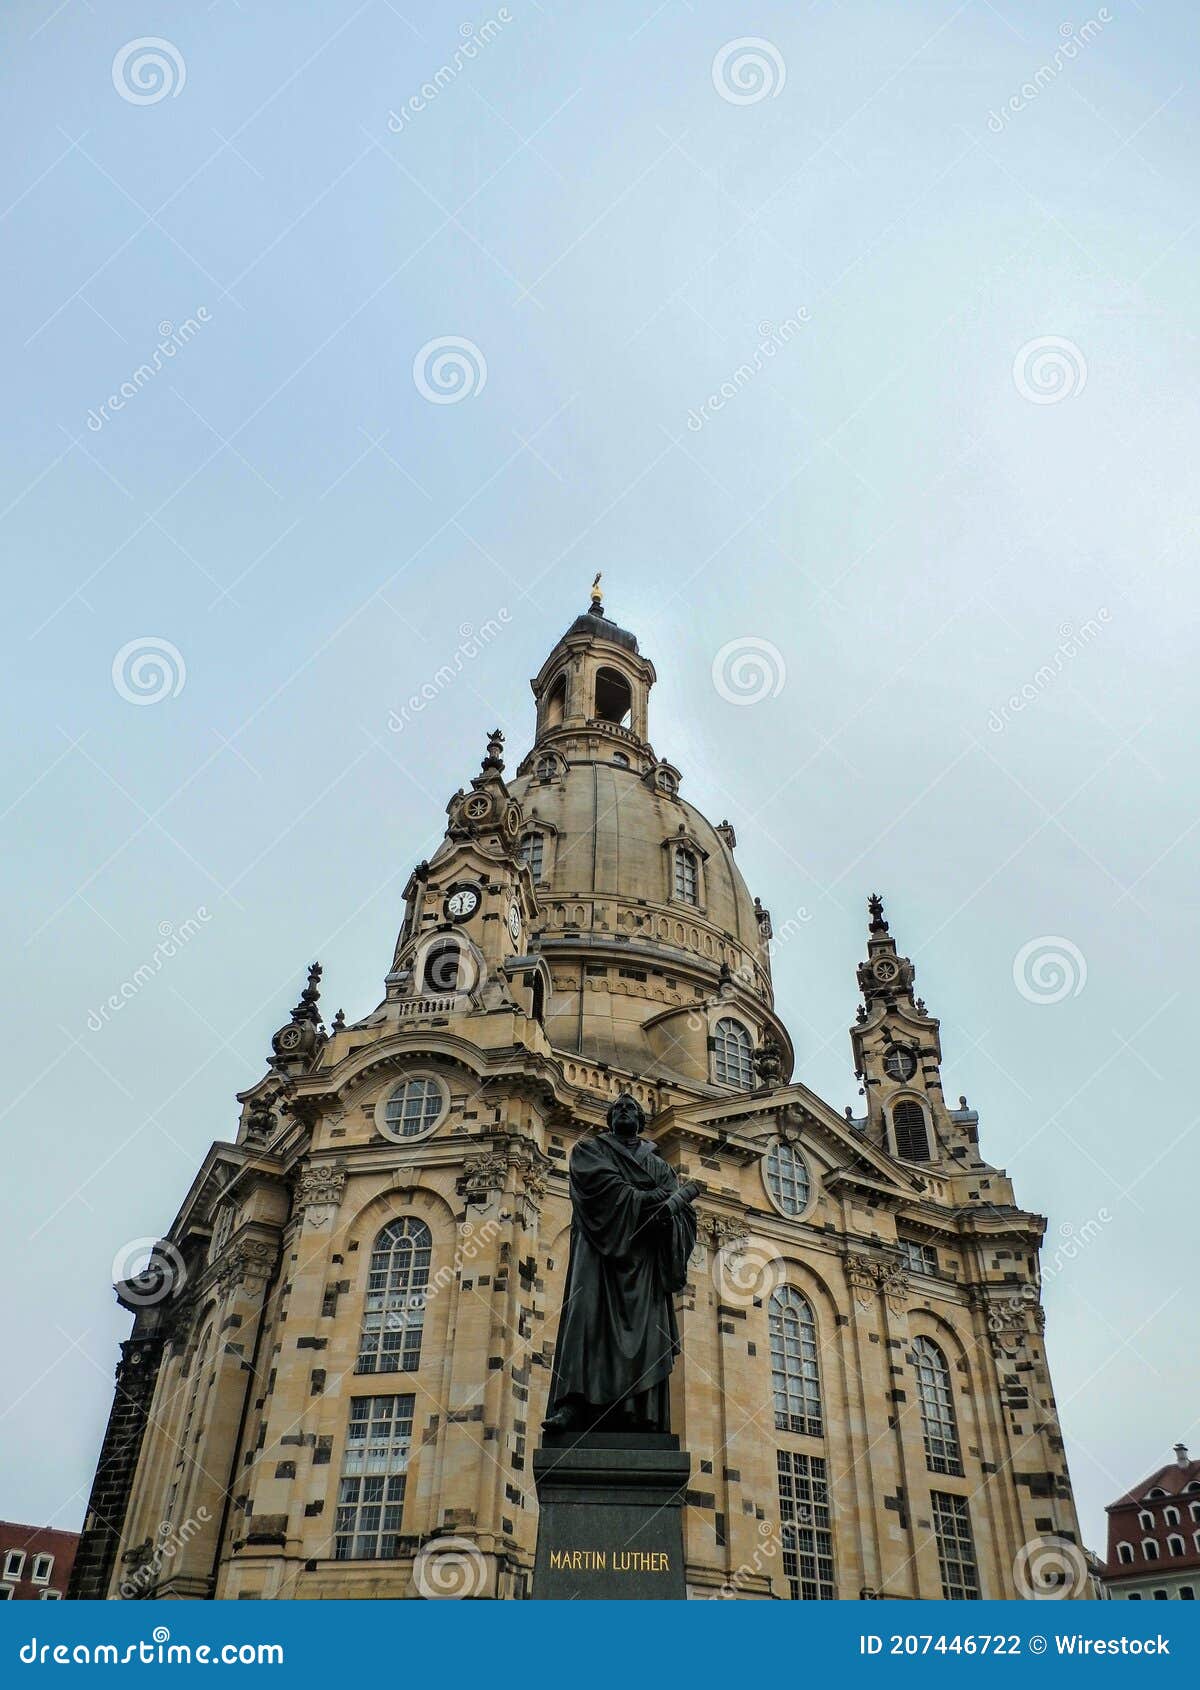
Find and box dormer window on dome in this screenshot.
[674,846,699,905]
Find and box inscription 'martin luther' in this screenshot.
[548,1550,672,1572]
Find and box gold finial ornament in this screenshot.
[589,572,603,611]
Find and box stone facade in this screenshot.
[70,597,1084,1600]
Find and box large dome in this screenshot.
[504,601,792,1090]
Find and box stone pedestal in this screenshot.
[532,1431,690,1600]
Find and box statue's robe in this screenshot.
[547,1131,697,1431]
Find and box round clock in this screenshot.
[444,886,481,922]
[277,1026,302,1051]
[873,957,898,983]
[464,794,490,820]
[883,1046,917,1082]
[507,904,522,946]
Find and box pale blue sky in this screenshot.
[2,0,1198,1557]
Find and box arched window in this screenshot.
[543,674,566,730]
[612,751,630,768]
[357,1219,433,1374]
[674,846,699,905]
[713,1018,753,1088]
[1143,1539,1159,1560]
[594,667,631,725]
[912,1336,962,1475]
[382,1077,444,1139]
[1191,1502,1200,1522]
[424,941,466,994]
[535,752,558,781]
[519,832,545,880]
[764,1139,810,1216]
[1168,1535,1185,1558]
[1139,1510,1155,1531]
[892,1099,931,1161]
[769,1287,822,1437]
[1165,1505,1181,1525]
[1117,1542,1134,1564]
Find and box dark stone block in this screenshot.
[533,1432,689,1600]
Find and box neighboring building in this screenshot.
[70,595,1084,1600]
[0,1523,77,1601]
[1101,1444,1200,1601]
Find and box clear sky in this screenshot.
[2,0,1197,1562]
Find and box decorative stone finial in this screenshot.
[291,962,322,1025]
[482,727,505,772]
[589,572,603,614]
[868,892,888,933]
[331,1008,346,1035]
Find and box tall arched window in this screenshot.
[1143,1539,1160,1560]
[912,1336,962,1475]
[764,1139,810,1216]
[1117,1543,1134,1564]
[1168,1535,1185,1558]
[543,673,567,729]
[424,941,465,994]
[519,832,545,880]
[674,845,699,905]
[594,667,632,724]
[892,1099,931,1161]
[357,1219,433,1374]
[769,1286,823,1437]
[714,1018,754,1088]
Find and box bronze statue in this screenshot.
[542,1093,699,1435]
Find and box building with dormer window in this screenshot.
[70,593,1084,1601]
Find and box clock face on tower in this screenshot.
[444,886,481,922]
[507,904,522,946]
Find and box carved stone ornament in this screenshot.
[296,1162,347,1208]
[457,1152,509,1203]
[701,1213,750,1255]
[216,1239,276,1297]
[845,1253,909,1314]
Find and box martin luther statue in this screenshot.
[542,1093,699,1435]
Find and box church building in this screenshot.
[69,593,1083,1600]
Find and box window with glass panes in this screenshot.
[383,1077,443,1137]
[931,1492,979,1598]
[769,1287,823,1436]
[334,1396,414,1560]
[777,1450,835,1599]
[896,1238,937,1276]
[357,1218,432,1374]
[519,832,545,880]
[912,1337,962,1474]
[673,847,699,904]
[713,1018,754,1088]
[765,1139,810,1215]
